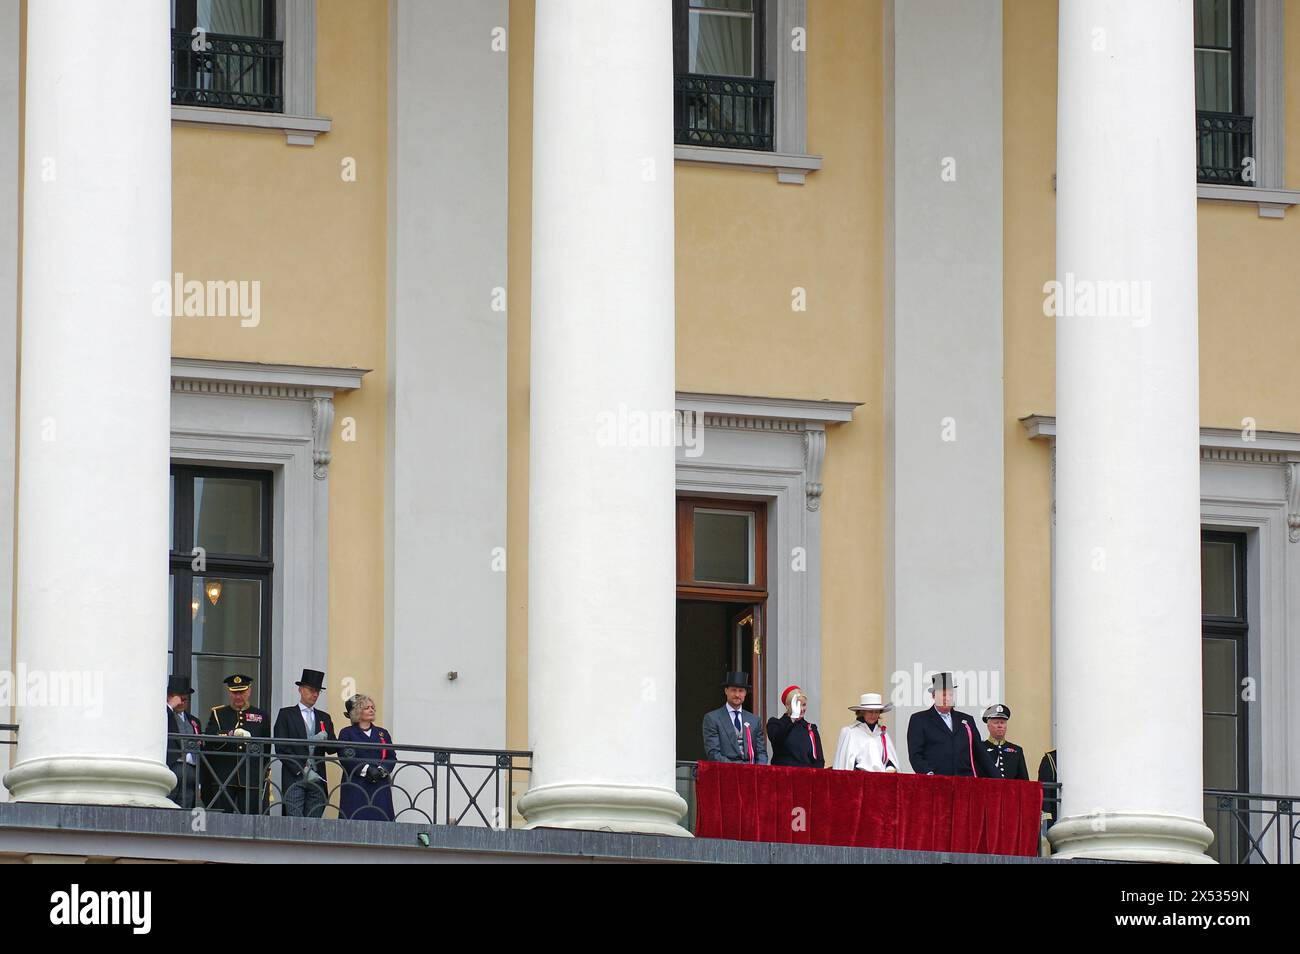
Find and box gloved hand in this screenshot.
[309,729,328,741]
[373,765,389,781]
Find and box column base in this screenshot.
[518,781,692,837]
[1048,812,1214,863]
[3,755,178,808]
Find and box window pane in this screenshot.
[194,654,262,717]
[1200,540,1237,616]
[1202,637,1238,714]
[688,11,753,76]
[194,476,263,556]
[1194,0,1232,48]
[169,574,175,653]
[691,0,753,10]
[1195,50,1233,112]
[694,509,753,584]
[196,0,268,37]
[193,577,262,656]
[1202,714,1239,789]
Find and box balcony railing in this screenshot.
[1197,110,1254,185]
[171,29,283,113]
[674,74,775,152]
[160,732,531,827]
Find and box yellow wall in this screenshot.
[171,0,389,719]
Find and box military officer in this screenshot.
[980,703,1030,780]
[203,673,272,814]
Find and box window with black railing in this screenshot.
[673,0,774,152]
[171,0,282,113]
[1195,0,1253,185]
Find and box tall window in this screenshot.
[673,1,774,151]
[1194,0,1252,184]
[1201,530,1249,863]
[171,0,283,113]
[170,466,274,718]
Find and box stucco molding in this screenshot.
[673,145,822,184]
[803,427,826,512]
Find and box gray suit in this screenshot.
[702,705,769,764]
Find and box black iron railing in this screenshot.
[171,29,283,113]
[674,74,775,152]
[1197,110,1254,185]
[1205,789,1298,864]
[164,732,530,827]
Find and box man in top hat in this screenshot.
[165,674,203,809]
[906,671,998,778]
[274,668,338,817]
[980,703,1029,780]
[832,692,898,772]
[702,672,768,764]
[203,673,272,813]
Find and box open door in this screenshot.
[729,604,765,724]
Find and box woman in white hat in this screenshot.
[832,693,898,772]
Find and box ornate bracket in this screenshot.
[312,396,335,480]
[1286,462,1300,542]
[804,428,826,511]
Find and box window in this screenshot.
[1201,530,1249,864]
[1195,0,1252,185]
[169,465,274,718]
[673,0,774,151]
[171,0,282,113]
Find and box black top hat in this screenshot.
[295,669,325,691]
[982,703,1011,722]
[222,673,254,691]
[167,674,195,696]
[721,671,752,689]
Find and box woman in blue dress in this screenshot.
[337,694,397,821]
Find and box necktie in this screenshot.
[732,710,741,734]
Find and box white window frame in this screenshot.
[674,0,822,184]
[170,358,366,714]
[171,0,332,146]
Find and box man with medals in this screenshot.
[832,692,898,771]
[980,703,1030,780]
[203,673,272,813]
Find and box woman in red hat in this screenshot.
[766,685,825,768]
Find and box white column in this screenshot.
[3,1,174,806]
[519,0,687,835]
[1051,0,1212,862]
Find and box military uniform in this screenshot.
[982,737,1030,780]
[979,703,1030,780]
[203,674,271,814]
[1038,749,1059,823]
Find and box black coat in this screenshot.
[165,706,202,768]
[982,737,1031,780]
[766,714,825,768]
[906,706,999,778]
[1038,750,1059,820]
[272,705,338,783]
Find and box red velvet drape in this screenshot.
[694,762,1042,856]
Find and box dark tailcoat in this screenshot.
[273,704,338,787]
[203,704,272,813]
[1038,749,1059,821]
[906,706,999,778]
[337,724,397,821]
[766,714,825,768]
[165,706,203,808]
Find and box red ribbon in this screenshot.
[964,721,976,775]
[744,724,754,763]
[807,724,818,760]
[880,725,888,767]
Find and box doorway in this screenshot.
[675,497,768,761]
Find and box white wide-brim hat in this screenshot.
[848,692,893,712]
